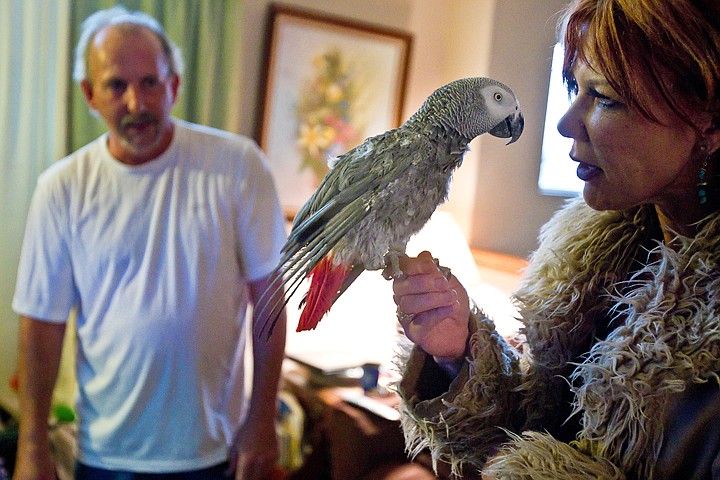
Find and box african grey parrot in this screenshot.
[260,77,524,336]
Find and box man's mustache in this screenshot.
[121,113,158,128]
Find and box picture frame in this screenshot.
[256,4,413,216]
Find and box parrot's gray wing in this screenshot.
[259,128,430,335]
[283,126,418,254]
[291,127,404,227]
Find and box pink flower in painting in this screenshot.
[295,49,366,182]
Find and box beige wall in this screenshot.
[238,0,569,257]
[470,0,569,254]
[1,0,572,405]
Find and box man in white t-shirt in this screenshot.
[12,6,288,480]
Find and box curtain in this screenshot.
[0,0,246,401]
[0,0,72,399]
[68,0,246,152]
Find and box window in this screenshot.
[538,43,583,196]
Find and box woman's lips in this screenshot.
[576,161,602,181]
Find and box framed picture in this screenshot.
[256,4,413,216]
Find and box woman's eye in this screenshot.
[587,88,622,109]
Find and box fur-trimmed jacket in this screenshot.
[398,198,720,479]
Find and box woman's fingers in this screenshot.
[395,288,457,318]
[391,251,471,358]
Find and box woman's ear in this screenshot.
[701,113,720,155]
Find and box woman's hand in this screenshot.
[390,251,471,366]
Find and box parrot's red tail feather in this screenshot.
[297,257,350,332]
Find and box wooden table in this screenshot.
[280,359,444,480]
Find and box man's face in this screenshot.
[81,25,179,165]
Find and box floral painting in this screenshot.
[257,5,412,216]
[295,49,364,183]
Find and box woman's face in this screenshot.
[557,61,700,212]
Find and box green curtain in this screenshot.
[68,0,245,152]
[0,0,73,402]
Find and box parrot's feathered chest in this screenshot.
[332,124,470,269]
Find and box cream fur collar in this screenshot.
[514,197,720,478]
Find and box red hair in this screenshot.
[560,0,720,126]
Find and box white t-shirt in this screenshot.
[12,119,287,471]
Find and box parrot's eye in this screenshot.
[494,92,503,102]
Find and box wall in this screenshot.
[403,0,497,246]
[238,0,569,257]
[471,0,570,255]
[237,0,413,139]
[1,0,572,406]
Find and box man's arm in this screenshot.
[229,273,287,479]
[14,315,66,480]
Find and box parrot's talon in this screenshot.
[440,266,452,280]
[382,269,406,281]
[383,251,405,280]
[433,258,452,280]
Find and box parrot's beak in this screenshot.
[489,110,524,145]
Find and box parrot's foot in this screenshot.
[382,253,452,281]
[382,251,405,280]
[434,258,452,280]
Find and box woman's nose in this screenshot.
[557,98,587,141]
